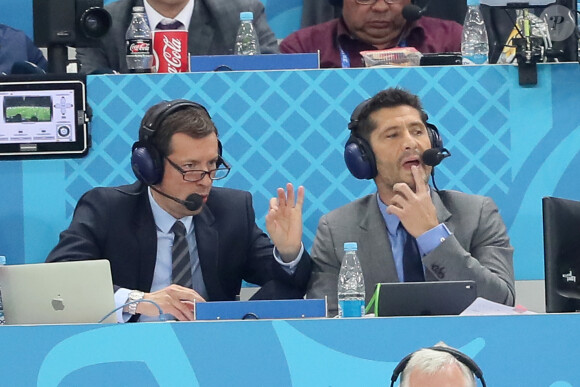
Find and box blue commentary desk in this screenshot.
[1,313,578,386]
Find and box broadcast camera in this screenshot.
[33,0,111,73]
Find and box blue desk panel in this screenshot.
[0,314,578,386]
[2,63,580,283]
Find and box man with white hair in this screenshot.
[394,343,484,387]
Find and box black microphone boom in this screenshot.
[150,186,203,212]
[422,148,451,167]
[402,0,431,23]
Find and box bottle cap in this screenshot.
[344,242,358,251]
[466,0,480,6]
[240,11,254,21]
[132,6,145,13]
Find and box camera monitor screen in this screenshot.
[0,79,88,157]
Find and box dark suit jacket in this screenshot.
[77,0,280,74]
[46,182,311,301]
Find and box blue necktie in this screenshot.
[401,224,425,282]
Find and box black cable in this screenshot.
[430,169,440,192]
[98,299,166,323]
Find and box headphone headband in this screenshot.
[139,99,210,144]
[390,346,486,387]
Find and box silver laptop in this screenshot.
[0,260,116,325]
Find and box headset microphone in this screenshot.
[402,0,431,23]
[422,147,451,167]
[150,185,203,212]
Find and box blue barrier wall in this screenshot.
[0,314,578,386]
[2,63,580,283]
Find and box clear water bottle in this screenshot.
[338,242,365,318]
[234,12,260,55]
[0,255,6,325]
[461,0,489,65]
[126,6,153,73]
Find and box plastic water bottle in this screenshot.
[461,0,489,65]
[234,12,260,55]
[338,242,365,318]
[0,255,6,325]
[126,6,153,73]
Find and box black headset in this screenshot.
[390,346,486,387]
[344,98,443,180]
[131,99,223,186]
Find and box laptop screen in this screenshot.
[0,260,116,325]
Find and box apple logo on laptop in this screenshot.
[51,295,65,311]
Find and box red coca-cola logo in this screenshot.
[153,30,188,73]
[162,36,182,73]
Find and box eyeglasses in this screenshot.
[355,0,405,5]
[166,157,231,182]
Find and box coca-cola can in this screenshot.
[152,30,189,73]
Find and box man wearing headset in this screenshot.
[396,343,484,387]
[47,100,311,322]
[280,0,462,68]
[307,88,515,316]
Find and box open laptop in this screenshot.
[367,281,477,317]
[0,260,116,325]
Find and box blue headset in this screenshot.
[344,98,443,180]
[131,99,222,186]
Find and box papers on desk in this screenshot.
[460,297,537,316]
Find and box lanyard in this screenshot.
[339,45,350,68]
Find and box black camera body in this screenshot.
[33,0,111,48]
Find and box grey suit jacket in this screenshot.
[77,0,279,74]
[308,190,515,315]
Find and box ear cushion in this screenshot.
[344,134,377,180]
[131,141,163,186]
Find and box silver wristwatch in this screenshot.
[124,290,145,315]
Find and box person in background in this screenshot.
[281,0,462,68]
[396,343,482,387]
[77,0,279,74]
[0,23,48,75]
[307,87,514,315]
[47,99,311,322]
[300,0,467,29]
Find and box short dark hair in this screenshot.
[151,105,218,157]
[355,87,428,141]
